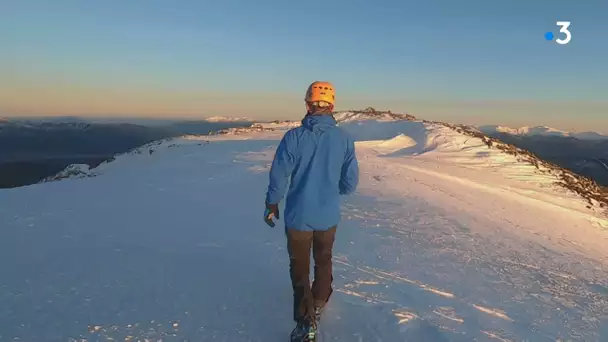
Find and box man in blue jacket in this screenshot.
[264,81,359,341]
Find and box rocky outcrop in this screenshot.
[41,164,95,182]
[334,107,416,122]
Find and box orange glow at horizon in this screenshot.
[0,84,303,117]
[1,84,606,133]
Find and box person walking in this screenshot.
[263,81,359,341]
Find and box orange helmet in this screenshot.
[305,81,335,106]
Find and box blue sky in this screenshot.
[1,0,607,131]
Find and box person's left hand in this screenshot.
[264,202,280,227]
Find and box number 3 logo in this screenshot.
[556,21,572,45]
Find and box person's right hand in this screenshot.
[263,202,280,228]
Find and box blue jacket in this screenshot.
[265,114,359,231]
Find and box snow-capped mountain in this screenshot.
[479,124,608,140]
[1,109,607,341]
[203,115,253,122]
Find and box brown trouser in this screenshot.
[286,226,337,322]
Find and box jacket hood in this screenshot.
[301,114,337,133]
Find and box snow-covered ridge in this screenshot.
[334,108,607,209]
[479,124,608,140]
[217,108,608,210]
[203,116,254,122]
[42,108,608,212]
[500,125,568,136]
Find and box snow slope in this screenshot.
[479,125,608,140]
[1,114,607,341]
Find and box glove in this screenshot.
[264,202,280,228]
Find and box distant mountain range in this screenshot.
[478,125,608,140]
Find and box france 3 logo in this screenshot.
[545,21,571,45]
